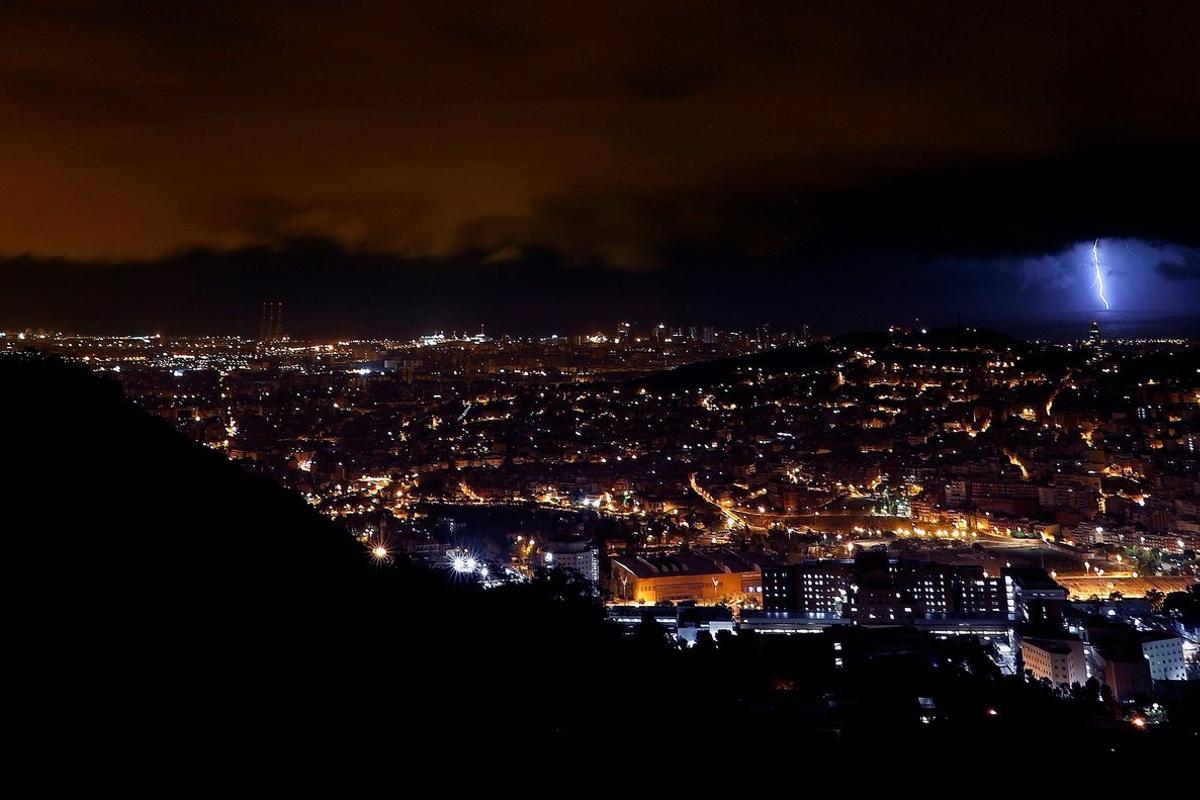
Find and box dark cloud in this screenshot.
[1017,255,1075,292]
[0,1,1198,332]
[3,234,1196,340]
[211,195,315,240]
[1156,250,1200,281]
[508,143,1200,269]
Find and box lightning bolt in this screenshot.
[1091,238,1110,310]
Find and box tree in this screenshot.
[1164,588,1200,617]
[1146,588,1166,613]
[634,615,671,652]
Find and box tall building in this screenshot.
[1020,635,1087,690]
[259,301,284,342]
[762,562,850,614]
[762,552,1014,621]
[1087,319,1103,354]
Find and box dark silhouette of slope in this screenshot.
[2,355,622,769]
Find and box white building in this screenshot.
[1142,635,1188,681]
[543,540,599,585]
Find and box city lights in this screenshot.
[9,318,1197,750]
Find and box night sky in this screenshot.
[1,2,1198,337]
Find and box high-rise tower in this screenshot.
[259,301,284,342]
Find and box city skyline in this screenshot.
[4,235,1198,340]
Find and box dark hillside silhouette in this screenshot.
[4,354,1192,773]
[2,354,622,768]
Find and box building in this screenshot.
[761,561,851,614]
[543,539,599,585]
[676,605,736,644]
[1142,634,1188,681]
[610,549,777,604]
[1021,636,1087,690]
[605,605,678,633]
[761,565,800,611]
[1081,619,1156,701]
[605,604,737,646]
[1092,649,1153,702]
[738,610,852,634]
[259,301,284,342]
[763,552,1013,622]
[1005,567,1068,626]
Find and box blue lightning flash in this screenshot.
[1091,239,1110,310]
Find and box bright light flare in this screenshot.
[450,551,480,574]
[368,539,393,564]
[1091,239,1110,310]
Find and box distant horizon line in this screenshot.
[6,317,1199,345]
